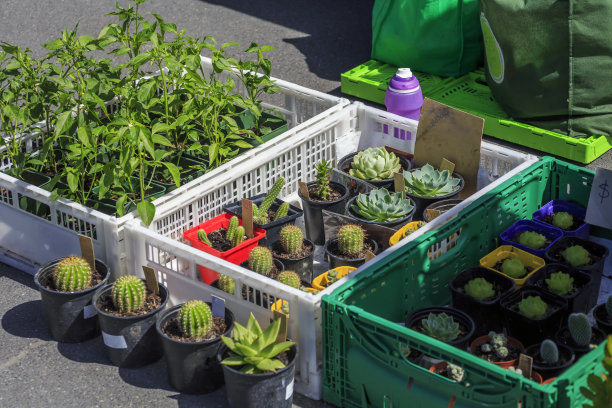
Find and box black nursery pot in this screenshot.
[524,342,576,380]
[156,303,235,394]
[499,286,568,347]
[593,303,612,334]
[271,239,315,285]
[34,258,110,343]
[405,169,465,221]
[223,193,303,246]
[525,264,592,314]
[423,199,463,222]
[450,266,515,337]
[555,326,606,360]
[324,237,379,269]
[405,306,476,350]
[93,281,169,368]
[240,259,285,308]
[298,181,349,245]
[345,196,415,230]
[336,150,412,190]
[218,343,298,408]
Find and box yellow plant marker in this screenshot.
[394,172,406,199]
[78,235,95,271]
[426,208,442,221]
[440,158,456,174]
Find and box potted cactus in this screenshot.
[500,220,563,257]
[532,200,590,239]
[525,264,592,314]
[507,366,543,384]
[240,246,285,307]
[218,313,297,408]
[450,266,515,336]
[323,224,379,269]
[469,331,525,368]
[34,256,111,342]
[337,147,411,189]
[223,177,304,245]
[593,295,612,334]
[93,275,169,367]
[480,245,546,288]
[156,300,235,394]
[428,362,465,382]
[524,339,575,380]
[298,159,349,245]
[405,306,475,350]
[271,270,303,316]
[555,313,606,359]
[311,266,356,291]
[183,214,266,284]
[345,188,415,229]
[271,225,314,284]
[402,163,464,219]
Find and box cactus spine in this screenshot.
[568,313,592,347]
[232,226,245,247]
[226,216,239,242]
[218,274,235,295]
[280,225,303,256]
[111,276,146,313]
[278,270,301,289]
[337,224,365,257]
[540,339,559,364]
[197,229,211,246]
[273,202,290,221]
[53,256,93,292]
[178,300,213,339]
[249,246,273,276]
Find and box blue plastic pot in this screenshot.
[532,200,590,239]
[500,219,563,258]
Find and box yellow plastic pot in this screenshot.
[480,245,546,288]
[270,299,290,317]
[311,266,356,291]
[389,221,427,246]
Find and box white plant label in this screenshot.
[585,167,612,230]
[211,295,225,319]
[82,304,97,319]
[102,332,127,349]
[285,379,294,400]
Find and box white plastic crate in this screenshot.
[0,56,347,276]
[124,102,539,400]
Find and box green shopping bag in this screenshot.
[480,0,612,139]
[371,0,483,77]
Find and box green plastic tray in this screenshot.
[341,60,612,164]
[322,157,609,408]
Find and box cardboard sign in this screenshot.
[413,98,484,197]
[518,354,533,379]
[440,158,456,174]
[365,250,376,262]
[298,181,311,200]
[426,208,442,221]
[585,167,612,230]
[241,199,254,238]
[211,295,225,319]
[273,310,288,343]
[78,235,96,271]
[394,172,406,198]
[142,266,159,295]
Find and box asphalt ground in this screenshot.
[1,1,611,407]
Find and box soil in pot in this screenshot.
[555,326,606,359]
[593,303,612,334]
[324,237,378,269]
[524,342,575,380]
[298,181,349,245]
[206,228,238,252]
[271,239,314,285]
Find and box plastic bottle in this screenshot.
[384,68,424,121]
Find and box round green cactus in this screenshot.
[540,339,559,364]
[552,212,574,230]
[500,257,527,279]
[561,245,590,267]
[517,231,546,250]
[248,246,273,276]
[178,300,213,339]
[218,274,235,295]
[226,216,239,242]
[277,270,301,289]
[463,277,495,301]
[545,272,574,296]
[568,313,592,347]
[111,276,146,313]
[337,224,365,257]
[518,296,547,320]
[349,147,401,181]
[53,256,93,292]
[280,225,303,256]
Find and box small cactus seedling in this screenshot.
[540,339,559,364]
[232,226,245,248]
[478,331,511,361]
[273,202,289,221]
[501,257,527,279]
[112,276,147,313]
[561,245,590,267]
[495,346,509,359]
[445,363,465,382]
[197,229,211,246]
[518,296,547,320]
[517,231,547,250]
[606,295,612,317]
[464,277,495,301]
[337,224,365,257]
[568,313,592,347]
[178,300,213,339]
[552,212,574,230]
[53,256,93,292]
[277,270,301,289]
[545,271,574,296]
[248,246,273,276]
[226,216,239,242]
[218,274,235,295]
[279,225,303,256]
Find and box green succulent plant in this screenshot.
[178,300,213,339]
[540,339,559,364]
[111,275,147,313]
[552,212,574,230]
[314,159,332,199]
[326,269,339,286]
[445,363,465,382]
[248,246,273,276]
[518,296,547,320]
[218,273,235,295]
[348,147,401,181]
[350,188,414,222]
[464,277,495,301]
[517,231,547,250]
[568,313,592,347]
[53,256,92,292]
[197,229,211,246]
[221,313,295,374]
[420,312,461,342]
[500,257,527,278]
[337,224,365,257]
[403,164,461,198]
[279,225,303,256]
[580,335,612,407]
[545,271,574,296]
[478,331,511,361]
[561,245,591,267]
[277,270,301,289]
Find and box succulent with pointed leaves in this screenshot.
[517,231,547,250]
[351,188,414,222]
[420,312,461,342]
[552,212,574,230]
[545,272,574,296]
[561,245,590,267]
[464,277,495,301]
[403,164,461,198]
[501,257,527,279]
[518,296,547,320]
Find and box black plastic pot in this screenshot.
[524,342,576,380]
[499,286,568,346]
[345,195,415,230]
[93,281,169,368]
[405,306,476,350]
[336,150,412,190]
[555,326,606,359]
[34,258,110,343]
[593,303,612,334]
[298,181,349,245]
[218,342,297,408]
[240,259,285,308]
[223,193,303,246]
[450,266,515,337]
[423,199,462,222]
[525,264,592,314]
[271,239,315,285]
[324,237,379,269]
[156,303,235,394]
[404,169,465,221]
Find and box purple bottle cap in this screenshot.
[388,68,420,93]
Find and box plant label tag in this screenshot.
[585,167,612,230]
[365,250,376,262]
[83,304,97,319]
[426,208,442,220]
[102,331,127,349]
[298,181,310,200]
[273,310,288,343]
[242,199,254,238]
[440,158,456,174]
[285,379,294,400]
[78,234,96,271]
[142,266,159,295]
[518,353,533,378]
[211,295,225,319]
[394,172,406,198]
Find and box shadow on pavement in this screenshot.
[1,300,53,340]
[56,336,115,366]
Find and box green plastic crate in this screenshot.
[341,60,612,164]
[322,157,609,408]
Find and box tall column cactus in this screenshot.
[232,226,245,247]
[314,159,332,200]
[337,224,365,257]
[53,256,93,292]
[253,177,285,224]
[198,229,211,246]
[248,246,273,276]
[178,300,213,339]
[280,225,303,256]
[273,202,289,221]
[112,276,146,313]
[226,216,239,242]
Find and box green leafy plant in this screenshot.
[178,300,212,339]
[111,275,146,313]
[277,270,300,289]
[545,271,574,296]
[464,277,495,301]
[314,159,332,199]
[350,188,414,222]
[562,245,591,267]
[569,313,593,347]
[517,231,547,250]
[420,312,461,342]
[221,313,294,374]
[540,339,559,364]
[248,246,273,276]
[553,212,574,230]
[279,225,303,256]
[403,163,461,198]
[349,147,401,181]
[518,296,547,320]
[580,335,612,408]
[337,224,365,257]
[500,257,527,279]
[53,256,92,292]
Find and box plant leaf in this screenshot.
[221,355,246,366]
[137,200,155,227]
[256,358,285,373]
[162,162,180,187]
